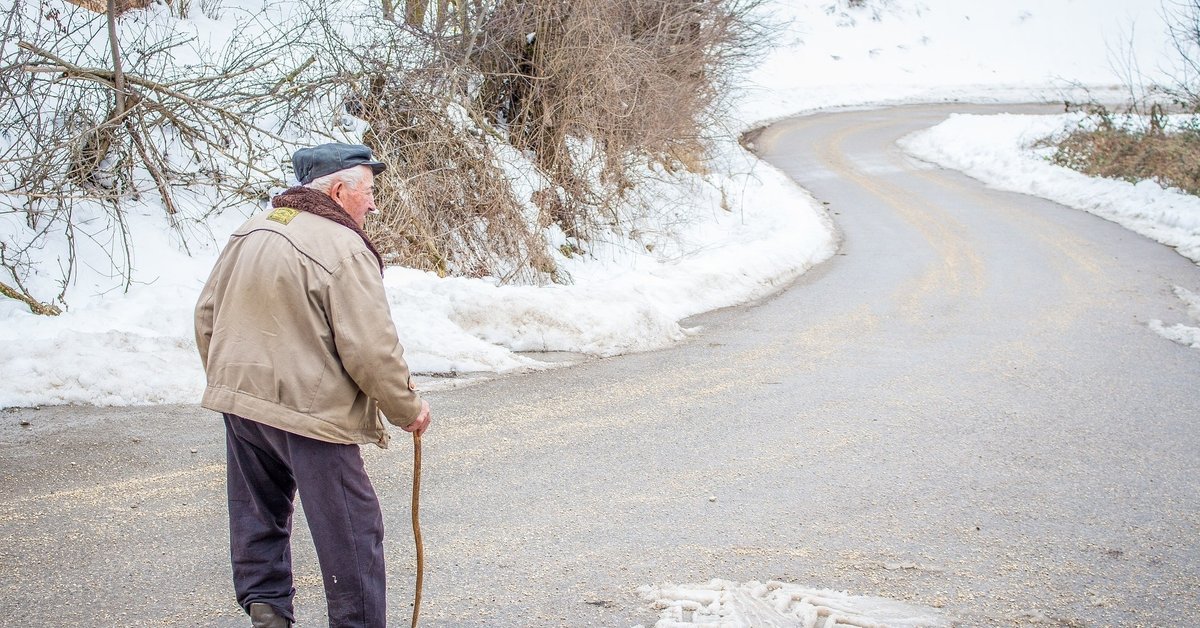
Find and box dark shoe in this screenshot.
[249,602,291,628]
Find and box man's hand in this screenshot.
[402,399,431,436]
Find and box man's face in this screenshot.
[333,166,377,228]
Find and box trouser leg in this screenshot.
[224,413,298,622]
[289,435,388,628]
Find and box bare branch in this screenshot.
[105,0,126,116]
[0,279,61,315]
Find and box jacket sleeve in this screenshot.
[326,251,424,427]
[194,267,218,372]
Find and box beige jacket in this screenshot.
[194,206,422,448]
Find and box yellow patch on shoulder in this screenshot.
[267,207,300,225]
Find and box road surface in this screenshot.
[2,104,1198,626]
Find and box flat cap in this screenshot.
[292,143,386,184]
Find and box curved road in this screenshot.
[2,104,1199,626]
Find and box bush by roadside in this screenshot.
[1048,105,1200,196]
[1046,0,1200,197]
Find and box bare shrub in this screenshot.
[287,1,559,283]
[360,87,560,283]
[302,0,770,284]
[474,0,769,237]
[1048,105,1200,196]
[63,0,153,14]
[1046,2,1200,197]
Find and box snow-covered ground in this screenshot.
[2,0,1185,408]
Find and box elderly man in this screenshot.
[195,143,430,628]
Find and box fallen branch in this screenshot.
[0,280,61,316]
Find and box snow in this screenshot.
[639,580,949,628]
[735,0,1175,125]
[1149,286,1200,348]
[385,147,835,372]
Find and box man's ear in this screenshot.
[328,180,346,208]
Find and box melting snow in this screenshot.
[639,579,949,628]
[1150,286,1200,349]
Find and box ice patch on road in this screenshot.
[639,579,949,627]
[1150,286,1200,349]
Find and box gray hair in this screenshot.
[305,164,371,193]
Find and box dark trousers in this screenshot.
[223,413,387,627]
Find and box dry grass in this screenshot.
[469,0,769,259]
[1048,2,1200,197]
[361,87,561,284]
[1049,106,1200,196]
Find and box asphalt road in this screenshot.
[2,104,1199,627]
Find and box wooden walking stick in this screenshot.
[411,431,424,628]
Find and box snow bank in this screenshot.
[0,137,834,407]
